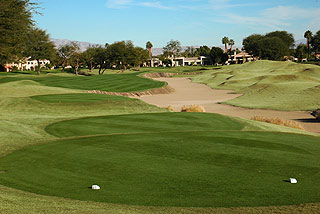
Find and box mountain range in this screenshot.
[51,38,307,56]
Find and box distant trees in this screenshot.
[24,28,56,75]
[304,30,313,60]
[195,46,211,57]
[146,41,153,59]
[182,47,197,57]
[58,44,74,72]
[265,31,294,48]
[310,30,320,53]
[210,47,228,65]
[228,39,235,52]
[242,31,294,60]
[256,37,289,60]
[222,37,229,53]
[163,40,181,66]
[0,0,37,65]
[242,34,264,56]
[56,41,149,75]
[68,43,81,76]
[295,44,308,62]
[82,46,98,72]
[90,45,110,75]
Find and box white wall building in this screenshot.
[171,56,209,67]
[5,58,51,71]
[227,52,254,64]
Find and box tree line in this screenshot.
[57,41,148,75]
[2,0,320,76]
[243,30,320,61]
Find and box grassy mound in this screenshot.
[0,72,166,92]
[192,61,320,110]
[0,113,319,208]
[45,112,243,138]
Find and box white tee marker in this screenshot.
[92,185,101,190]
[290,178,298,184]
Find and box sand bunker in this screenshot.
[138,77,320,134]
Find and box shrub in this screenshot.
[251,116,305,130]
[181,105,205,113]
[166,105,175,112]
[311,109,320,120]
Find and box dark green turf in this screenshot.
[31,93,130,103]
[0,73,165,92]
[0,113,320,207]
[45,112,244,138]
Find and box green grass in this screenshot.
[0,72,166,92]
[192,60,320,110]
[0,112,319,208]
[31,93,130,103]
[1,68,320,213]
[45,112,243,137]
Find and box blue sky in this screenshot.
[34,0,320,48]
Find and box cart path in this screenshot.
[138,77,320,134]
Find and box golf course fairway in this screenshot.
[0,112,319,208]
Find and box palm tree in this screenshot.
[146,41,153,59]
[222,37,229,53]
[228,39,235,52]
[304,30,313,60]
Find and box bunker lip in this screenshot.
[87,85,175,97]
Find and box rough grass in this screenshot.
[192,60,320,110]
[251,116,305,130]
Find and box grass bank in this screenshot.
[192,60,320,111]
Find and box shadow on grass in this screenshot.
[296,118,320,123]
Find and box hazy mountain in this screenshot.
[295,39,307,47]
[51,39,242,55]
[152,46,241,56]
[51,38,102,52]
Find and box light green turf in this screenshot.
[192,60,320,110]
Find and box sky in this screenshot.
[34,0,320,48]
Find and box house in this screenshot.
[227,52,254,64]
[145,58,163,67]
[171,56,209,67]
[5,58,51,72]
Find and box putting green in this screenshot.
[0,113,320,207]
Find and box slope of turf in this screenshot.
[0,72,166,92]
[31,93,130,103]
[0,113,320,208]
[192,60,320,110]
[45,112,244,138]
